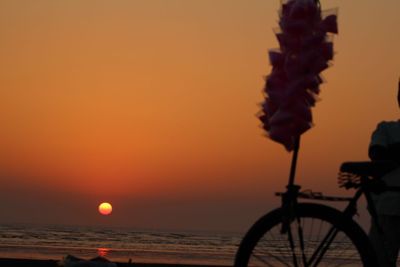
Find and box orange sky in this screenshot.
[0,0,399,232]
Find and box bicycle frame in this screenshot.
[278,136,393,266]
[279,176,372,266]
[281,136,382,224]
[280,135,302,234]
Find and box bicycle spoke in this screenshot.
[253,248,290,267]
[296,216,308,266]
[329,233,361,266]
[304,217,314,262]
[308,226,338,266]
[251,220,361,267]
[267,227,291,263]
[236,204,374,267]
[287,224,300,267]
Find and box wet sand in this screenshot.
[0,258,228,267]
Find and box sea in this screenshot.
[0,224,242,266]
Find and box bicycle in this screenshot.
[234,137,400,267]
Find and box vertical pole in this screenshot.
[397,77,399,108]
[281,135,301,234]
[288,136,300,186]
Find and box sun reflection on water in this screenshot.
[97,248,111,257]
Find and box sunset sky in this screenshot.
[0,0,399,232]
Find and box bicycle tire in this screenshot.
[235,203,378,267]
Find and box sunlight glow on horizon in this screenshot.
[0,0,399,230]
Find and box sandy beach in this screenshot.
[0,258,228,267]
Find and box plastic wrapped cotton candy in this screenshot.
[258,0,337,151]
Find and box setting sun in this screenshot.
[98,202,112,216]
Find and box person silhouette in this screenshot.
[368,80,400,267]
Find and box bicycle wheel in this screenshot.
[235,203,377,267]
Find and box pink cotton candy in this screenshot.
[258,0,338,151]
[269,50,285,67]
[321,15,338,34]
